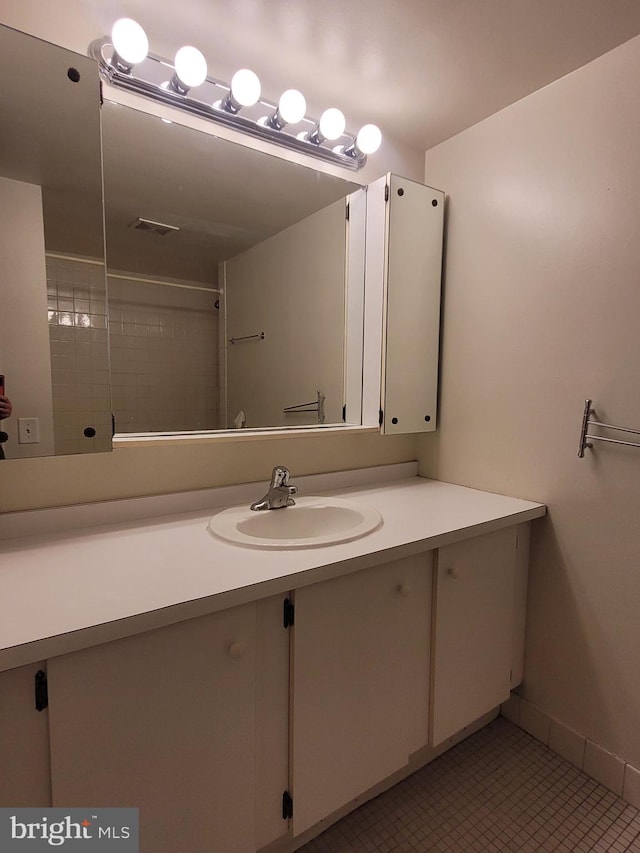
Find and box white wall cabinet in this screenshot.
[364,174,444,434]
[431,525,526,746]
[290,554,432,836]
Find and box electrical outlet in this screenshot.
[18,417,40,444]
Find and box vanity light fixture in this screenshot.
[90,21,381,170]
[263,88,307,130]
[110,18,149,73]
[170,45,208,95]
[304,108,347,145]
[340,123,383,158]
[217,68,261,113]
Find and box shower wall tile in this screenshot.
[108,276,221,433]
[46,255,111,455]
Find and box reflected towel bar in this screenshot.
[284,390,326,424]
[228,331,265,344]
[578,399,640,457]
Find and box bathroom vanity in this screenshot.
[0,464,544,852]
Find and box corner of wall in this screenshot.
[501,693,640,809]
[416,433,439,479]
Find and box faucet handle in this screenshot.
[271,465,291,487]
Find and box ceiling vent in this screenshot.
[130,217,180,236]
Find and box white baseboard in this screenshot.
[501,692,640,809]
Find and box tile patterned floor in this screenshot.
[299,717,640,853]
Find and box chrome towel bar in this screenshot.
[228,331,265,344]
[283,390,326,424]
[578,399,640,457]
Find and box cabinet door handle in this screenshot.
[446,567,459,579]
[396,583,412,597]
[228,640,248,659]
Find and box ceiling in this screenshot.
[101,101,360,282]
[4,0,640,153]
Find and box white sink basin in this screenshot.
[208,496,382,549]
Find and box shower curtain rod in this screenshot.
[46,253,221,294]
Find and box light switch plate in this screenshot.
[18,417,40,444]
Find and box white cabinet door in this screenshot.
[0,661,51,806]
[431,526,520,746]
[382,175,444,435]
[290,554,432,836]
[255,595,290,850]
[48,604,257,853]
[364,174,444,434]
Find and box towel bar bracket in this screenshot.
[578,398,640,458]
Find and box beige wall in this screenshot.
[421,35,640,766]
[0,177,55,458]
[0,432,417,512]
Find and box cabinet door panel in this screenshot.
[48,605,256,853]
[0,661,51,806]
[432,527,517,746]
[382,175,444,434]
[291,554,432,836]
[256,595,290,849]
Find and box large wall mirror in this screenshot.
[0,25,110,459]
[0,22,368,460]
[101,101,363,437]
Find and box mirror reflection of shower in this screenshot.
[108,271,224,433]
[102,100,359,435]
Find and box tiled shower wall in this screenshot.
[107,275,222,434]
[46,255,111,455]
[46,257,222,449]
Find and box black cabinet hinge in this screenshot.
[379,409,384,426]
[345,202,350,221]
[342,404,346,422]
[283,597,295,629]
[282,790,293,820]
[35,669,48,712]
[384,183,390,202]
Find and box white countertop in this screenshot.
[0,465,545,672]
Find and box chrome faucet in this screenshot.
[250,465,298,511]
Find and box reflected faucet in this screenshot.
[250,465,298,511]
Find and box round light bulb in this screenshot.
[174,45,207,89]
[111,18,148,66]
[278,89,306,125]
[231,69,261,107]
[356,123,382,155]
[319,108,346,141]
